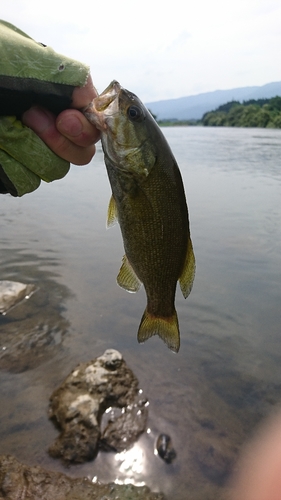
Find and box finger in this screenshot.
[230,414,281,500]
[56,109,100,147]
[71,74,98,108]
[22,106,96,165]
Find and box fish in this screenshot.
[84,81,195,352]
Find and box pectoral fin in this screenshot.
[117,255,142,293]
[106,195,118,228]
[179,237,196,299]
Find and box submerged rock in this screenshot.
[0,455,166,500]
[0,277,70,373]
[0,280,37,314]
[156,434,177,464]
[48,349,149,463]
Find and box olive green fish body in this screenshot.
[84,81,195,352]
[105,148,188,314]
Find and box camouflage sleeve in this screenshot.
[0,20,90,196]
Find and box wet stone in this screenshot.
[156,434,177,464]
[0,455,166,500]
[0,280,37,314]
[0,275,71,373]
[48,349,149,463]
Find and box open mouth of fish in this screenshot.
[83,80,121,129]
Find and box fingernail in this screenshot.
[22,106,53,133]
[57,114,83,137]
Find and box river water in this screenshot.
[1,126,281,499]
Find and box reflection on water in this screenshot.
[0,127,281,499]
[115,445,146,485]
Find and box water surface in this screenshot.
[1,127,281,499]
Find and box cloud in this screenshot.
[1,0,281,101]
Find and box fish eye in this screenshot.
[127,105,144,122]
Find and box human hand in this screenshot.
[22,75,101,166]
[0,20,100,196]
[230,412,281,500]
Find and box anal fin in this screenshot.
[179,236,196,299]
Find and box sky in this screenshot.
[1,0,281,103]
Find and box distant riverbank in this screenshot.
[156,96,281,128]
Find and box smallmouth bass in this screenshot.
[84,81,195,352]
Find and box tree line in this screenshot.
[202,96,281,128]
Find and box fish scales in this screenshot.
[84,81,195,352]
[106,154,188,315]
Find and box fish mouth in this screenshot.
[83,81,121,129]
[95,80,121,112]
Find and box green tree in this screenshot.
[227,105,245,126]
[239,105,260,127]
[267,114,281,128]
[202,96,281,128]
[268,96,281,112]
[202,111,227,126]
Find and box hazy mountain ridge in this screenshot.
[145,82,281,120]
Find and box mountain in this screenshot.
[145,82,281,121]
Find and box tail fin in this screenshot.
[137,308,180,353]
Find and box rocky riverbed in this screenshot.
[0,455,166,500]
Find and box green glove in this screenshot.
[0,20,90,196]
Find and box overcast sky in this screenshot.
[2,0,281,102]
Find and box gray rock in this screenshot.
[0,454,166,500]
[0,280,37,314]
[48,349,149,463]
